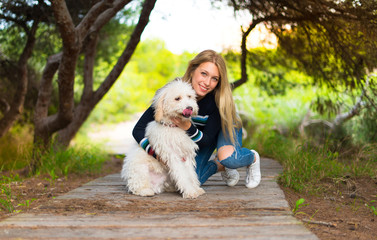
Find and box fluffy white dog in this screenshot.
[121,79,205,199]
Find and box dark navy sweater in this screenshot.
[132,92,221,156]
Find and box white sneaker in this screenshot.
[221,168,240,187]
[246,150,261,188]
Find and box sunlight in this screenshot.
[141,0,277,53]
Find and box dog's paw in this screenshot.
[182,188,205,199]
[197,187,205,195]
[135,188,155,197]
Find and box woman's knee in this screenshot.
[217,145,239,169]
[217,145,235,161]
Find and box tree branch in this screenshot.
[82,34,99,100]
[51,1,76,51]
[88,0,132,36]
[76,0,115,41]
[34,53,61,122]
[232,17,269,89]
[333,74,371,126]
[50,0,81,129]
[0,19,39,137]
[93,0,157,102]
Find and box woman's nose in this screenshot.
[203,76,210,86]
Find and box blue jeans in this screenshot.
[195,128,254,185]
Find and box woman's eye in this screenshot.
[175,97,181,101]
[201,72,207,76]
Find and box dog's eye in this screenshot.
[175,97,181,101]
[188,95,192,98]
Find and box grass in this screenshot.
[0,174,22,213]
[0,123,109,178]
[365,199,377,216]
[0,182,15,213]
[0,125,33,171]
[0,143,109,213]
[246,130,377,194]
[0,127,110,213]
[34,144,109,179]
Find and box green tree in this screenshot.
[215,0,377,130]
[0,0,157,171]
[88,39,196,123]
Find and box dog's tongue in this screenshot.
[182,108,193,118]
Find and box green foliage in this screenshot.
[0,183,14,213]
[244,129,377,193]
[249,48,310,96]
[0,125,108,179]
[348,108,377,144]
[279,142,348,192]
[34,144,109,179]
[0,1,142,126]
[0,125,33,171]
[365,200,377,216]
[292,198,307,215]
[229,46,376,193]
[0,174,22,213]
[87,39,196,123]
[233,78,314,133]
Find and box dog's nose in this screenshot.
[186,106,193,111]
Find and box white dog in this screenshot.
[121,79,205,199]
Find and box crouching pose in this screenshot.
[126,50,261,196]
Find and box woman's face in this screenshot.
[191,62,219,99]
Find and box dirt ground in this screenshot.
[1,157,376,240]
[283,177,377,240]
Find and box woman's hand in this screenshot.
[171,117,191,131]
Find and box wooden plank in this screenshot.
[0,225,318,240]
[0,213,301,227]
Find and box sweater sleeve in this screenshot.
[132,106,157,158]
[186,107,221,148]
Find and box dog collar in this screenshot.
[159,121,178,128]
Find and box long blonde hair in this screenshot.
[182,50,242,144]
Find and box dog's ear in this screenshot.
[153,88,166,122]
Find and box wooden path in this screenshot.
[0,158,318,239]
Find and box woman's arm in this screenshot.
[187,111,221,148]
[132,106,158,158]
[172,108,221,148]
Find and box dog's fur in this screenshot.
[121,79,205,199]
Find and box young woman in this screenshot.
[132,50,261,188]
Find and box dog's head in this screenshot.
[152,78,198,123]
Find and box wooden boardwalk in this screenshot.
[0,158,318,239]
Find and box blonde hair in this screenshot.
[182,50,242,144]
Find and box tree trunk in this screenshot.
[0,20,38,137]
[33,0,123,147]
[34,53,61,147]
[56,0,157,148]
[231,20,263,90]
[33,0,81,151]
